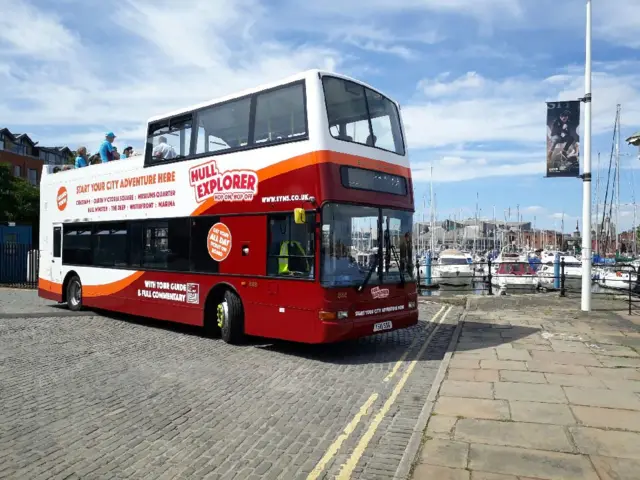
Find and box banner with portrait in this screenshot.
[546,101,581,178]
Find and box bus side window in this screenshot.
[53,227,61,258]
[267,214,314,278]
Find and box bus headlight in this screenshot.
[319,311,349,321]
[408,301,416,309]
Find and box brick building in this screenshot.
[0,128,72,186]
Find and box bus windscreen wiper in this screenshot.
[389,244,405,286]
[383,227,404,287]
[357,251,379,292]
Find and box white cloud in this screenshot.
[0,0,343,152]
[412,156,542,183]
[295,0,522,19]
[3,0,640,169]
[524,206,545,213]
[404,67,640,151]
[0,0,77,60]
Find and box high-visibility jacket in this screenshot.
[278,241,309,274]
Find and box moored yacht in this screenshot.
[491,261,538,291]
[432,249,474,286]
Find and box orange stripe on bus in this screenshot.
[39,278,63,295]
[83,272,144,297]
[190,150,410,216]
[38,272,143,298]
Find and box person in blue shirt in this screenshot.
[122,146,133,158]
[99,131,119,163]
[75,146,89,168]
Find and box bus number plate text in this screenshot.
[373,321,393,332]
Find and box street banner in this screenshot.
[546,101,581,177]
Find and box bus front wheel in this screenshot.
[218,290,244,344]
[67,275,83,312]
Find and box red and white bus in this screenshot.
[38,70,417,344]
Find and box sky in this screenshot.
[2,0,640,231]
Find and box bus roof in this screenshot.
[146,69,399,124]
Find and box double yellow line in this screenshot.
[307,305,452,480]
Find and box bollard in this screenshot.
[425,252,432,286]
[560,259,566,297]
[629,267,632,315]
[553,253,560,289]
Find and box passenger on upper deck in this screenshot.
[122,146,133,158]
[99,132,120,163]
[75,146,89,168]
[152,136,177,160]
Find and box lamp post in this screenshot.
[581,0,593,312]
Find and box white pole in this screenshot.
[581,0,592,312]
[616,105,622,254]
[596,152,600,255]
[616,105,621,255]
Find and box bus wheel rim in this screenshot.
[70,281,81,306]
[217,301,228,329]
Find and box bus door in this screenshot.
[51,225,62,285]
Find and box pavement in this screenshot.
[411,295,640,480]
[0,289,460,480]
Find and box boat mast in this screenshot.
[493,205,496,251]
[474,193,479,254]
[430,164,435,253]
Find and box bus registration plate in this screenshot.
[373,321,392,332]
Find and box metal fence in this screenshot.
[0,243,39,289]
[416,258,640,314]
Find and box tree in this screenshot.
[0,163,40,224]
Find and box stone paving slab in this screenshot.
[570,426,640,459]
[509,401,575,425]
[440,380,494,399]
[590,455,640,480]
[543,372,605,388]
[571,405,640,431]
[454,419,574,452]
[494,382,567,404]
[500,371,546,384]
[563,386,640,410]
[448,368,499,382]
[526,361,589,375]
[586,366,640,380]
[467,444,599,480]
[418,439,468,469]
[433,397,510,421]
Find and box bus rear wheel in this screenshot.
[217,290,244,344]
[67,275,83,312]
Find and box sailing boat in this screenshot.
[595,105,638,290]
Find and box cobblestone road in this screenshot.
[0,290,458,480]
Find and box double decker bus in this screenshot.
[38,70,417,344]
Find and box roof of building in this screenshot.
[0,127,70,154]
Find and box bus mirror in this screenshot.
[294,208,306,224]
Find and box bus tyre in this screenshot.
[218,290,244,344]
[67,275,83,312]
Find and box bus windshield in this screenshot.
[321,203,414,287]
[322,76,405,156]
